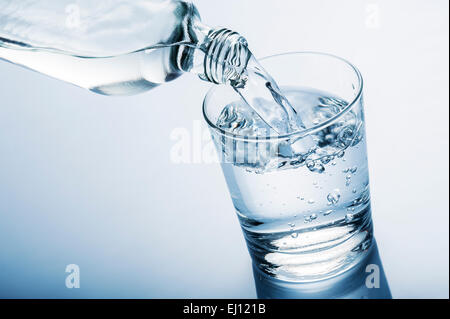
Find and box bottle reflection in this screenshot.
[253,240,391,299]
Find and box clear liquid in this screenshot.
[214,87,373,282]
[0,40,186,95]
[231,56,305,134]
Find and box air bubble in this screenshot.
[327,189,341,205]
[315,163,325,173]
[304,213,317,222]
[345,174,352,186]
[323,209,334,216]
[306,161,325,173]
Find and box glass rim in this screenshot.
[202,51,364,142]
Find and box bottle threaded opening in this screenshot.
[204,28,250,85]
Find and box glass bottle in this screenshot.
[0,0,250,95]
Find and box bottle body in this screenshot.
[0,0,249,95]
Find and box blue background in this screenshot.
[0,0,448,298]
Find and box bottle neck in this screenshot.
[177,23,251,86]
[202,27,251,86]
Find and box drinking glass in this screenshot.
[203,52,373,282]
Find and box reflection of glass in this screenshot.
[204,53,374,282]
[253,240,391,299]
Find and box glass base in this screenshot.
[244,205,374,283]
[252,240,392,299]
